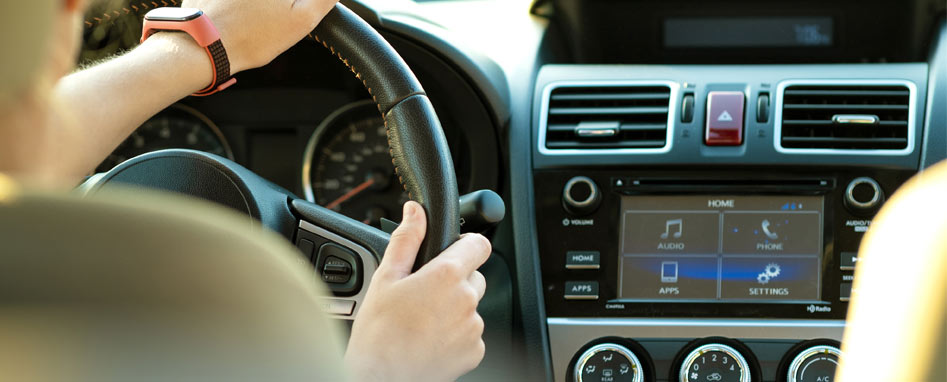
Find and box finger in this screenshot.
[468,271,486,301]
[378,201,426,279]
[430,233,491,275]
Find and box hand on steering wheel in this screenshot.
[345,201,490,381]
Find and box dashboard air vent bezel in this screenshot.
[537,81,680,156]
[774,80,917,156]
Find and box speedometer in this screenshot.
[302,100,409,227]
[96,104,232,172]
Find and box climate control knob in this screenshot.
[574,343,645,382]
[563,176,601,215]
[677,341,753,382]
[783,342,841,382]
[844,177,884,213]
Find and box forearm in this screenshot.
[51,32,212,180]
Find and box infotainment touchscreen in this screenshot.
[618,195,824,303]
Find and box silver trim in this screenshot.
[844,177,883,209]
[678,343,751,382]
[301,100,378,203]
[298,220,379,320]
[563,176,599,209]
[773,79,917,155]
[575,343,644,382]
[547,318,845,382]
[832,114,879,125]
[575,121,620,138]
[537,80,681,156]
[787,345,841,382]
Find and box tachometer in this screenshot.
[302,100,408,227]
[96,104,232,172]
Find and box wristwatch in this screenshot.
[141,7,236,97]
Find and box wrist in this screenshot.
[138,32,214,96]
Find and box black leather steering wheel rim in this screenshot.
[312,4,460,269]
[88,3,460,271]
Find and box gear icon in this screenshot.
[757,273,771,284]
[764,263,781,278]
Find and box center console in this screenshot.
[531,64,931,381]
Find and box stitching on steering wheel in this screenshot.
[308,33,413,200]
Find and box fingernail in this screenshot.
[404,202,415,218]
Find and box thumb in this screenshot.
[378,201,427,279]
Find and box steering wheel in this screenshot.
[85,4,460,273]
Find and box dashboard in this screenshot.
[85,33,502,227]
[79,0,946,381]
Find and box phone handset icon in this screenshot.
[761,219,778,240]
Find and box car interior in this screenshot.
[6,0,946,380]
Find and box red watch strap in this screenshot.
[141,10,235,96]
[193,40,236,96]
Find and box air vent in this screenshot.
[778,83,913,151]
[543,84,672,150]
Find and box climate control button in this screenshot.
[563,176,602,215]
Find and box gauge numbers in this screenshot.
[303,101,408,227]
[96,104,232,172]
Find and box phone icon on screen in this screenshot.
[661,261,678,283]
[761,219,779,240]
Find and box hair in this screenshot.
[0,1,56,104]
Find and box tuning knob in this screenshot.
[844,177,884,214]
[562,176,601,216]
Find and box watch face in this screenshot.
[144,7,203,22]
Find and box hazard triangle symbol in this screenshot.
[717,110,733,122]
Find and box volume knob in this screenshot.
[563,176,601,216]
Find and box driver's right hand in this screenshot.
[344,201,490,381]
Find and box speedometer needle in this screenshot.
[325,178,375,210]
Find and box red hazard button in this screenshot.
[705,91,745,146]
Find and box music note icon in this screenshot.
[660,218,683,239]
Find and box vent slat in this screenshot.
[782,120,908,127]
[549,107,669,115]
[544,85,672,150]
[546,140,667,149]
[784,90,910,97]
[551,93,671,101]
[779,84,910,150]
[783,104,908,110]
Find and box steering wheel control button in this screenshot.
[844,177,884,213]
[323,256,353,283]
[705,91,746,146]
[563,176,602,216]
[564,281,599,300]
[840,251,858,270]
[297,238,316,262]
[679,343,752,382]
[574,343,644,382]
[786,345,841,382]
[315,243,362,296]
[566,251,601,270]
[320,299,356,316]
